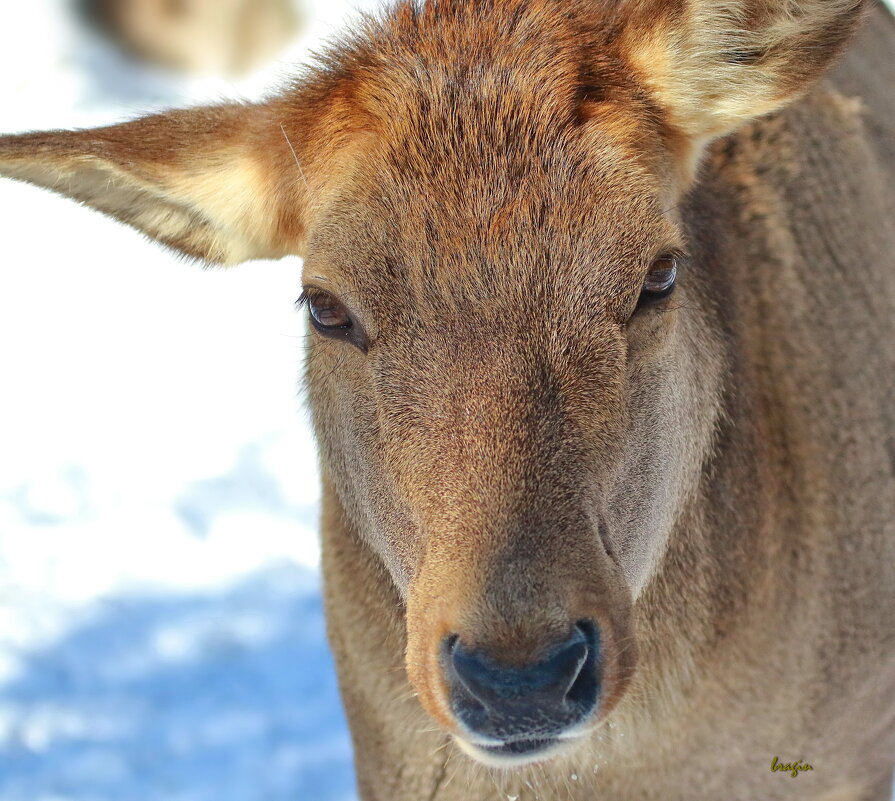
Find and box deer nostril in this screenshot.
[444,621,601,744]
[565,620,599,707]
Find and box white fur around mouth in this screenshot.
[453,731,585,768]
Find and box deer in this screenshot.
[2,0,894,798]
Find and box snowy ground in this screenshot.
[0,1,379,799]
[1,2,894,800]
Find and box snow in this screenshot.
[0,566,355,801]
[0,1,380,799]
[1,1,894,799]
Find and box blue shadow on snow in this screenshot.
[0,563,357,801]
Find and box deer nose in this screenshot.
[443,621,600,754]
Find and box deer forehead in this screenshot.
[298,130,679,324]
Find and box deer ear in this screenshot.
[619,0,866,145]
[0,102,315,265]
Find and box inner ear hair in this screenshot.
[616,0,867,142]
[0,102,311,266]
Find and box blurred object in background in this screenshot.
[80,0,303,76]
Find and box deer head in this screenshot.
[0,0,864,768]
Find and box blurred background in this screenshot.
[0,1,380,799]
[1,2,893,800]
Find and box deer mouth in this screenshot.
[485,738,555,756]
[453,725,592,767]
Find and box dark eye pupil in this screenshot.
[309,294,352,329]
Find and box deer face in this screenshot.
[0,0,863,770]
[300,79,726,761]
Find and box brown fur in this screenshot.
[2,1,894,798]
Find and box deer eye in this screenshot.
[637,254,678,307]
[298,289,369,351]
[301,289,353,330]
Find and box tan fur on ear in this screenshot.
[0,103,312,266]
[618,0,866,146]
